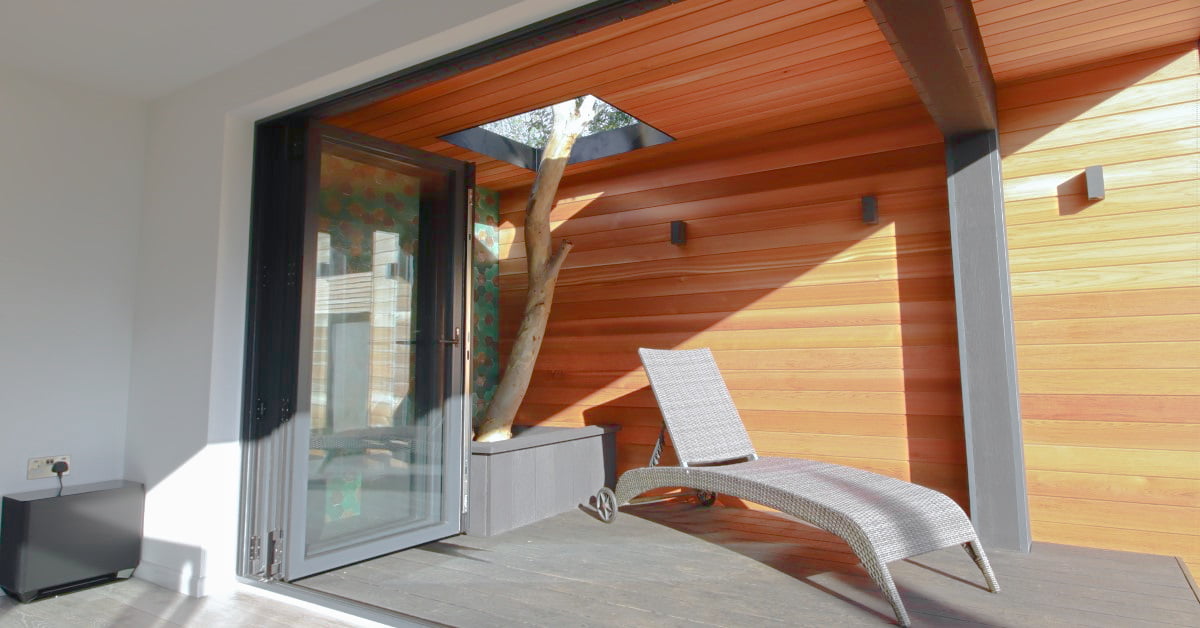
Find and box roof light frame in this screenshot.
[439,97,673,171]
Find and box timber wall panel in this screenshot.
[974,0,1200,83]
[496,107,969,507]
[998,43,1200,575]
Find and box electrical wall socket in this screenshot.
[28,455,70,480]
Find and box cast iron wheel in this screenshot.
[697,490,718,506]
[595,487,617,523]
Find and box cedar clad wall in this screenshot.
[998,43,1200,574]
[496,106,971,507]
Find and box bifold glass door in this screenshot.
[283,124,471,579]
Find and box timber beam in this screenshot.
[865,0,997,136]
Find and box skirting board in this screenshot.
[134,559,206,598]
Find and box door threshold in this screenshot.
[238,577,446,627]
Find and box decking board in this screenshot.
[297,503,1200,627]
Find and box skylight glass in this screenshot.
[480,96,637,149]
[439,95,673,170]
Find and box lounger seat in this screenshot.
[594,348,1000,626]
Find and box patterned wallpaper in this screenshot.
[472,186,500,426]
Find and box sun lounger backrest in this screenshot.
[638,348,757,466]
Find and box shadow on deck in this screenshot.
[298,502,1200,627]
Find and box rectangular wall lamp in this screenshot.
[861,195,879,225]
[1085,165,1105,201]
[670,220,687,245]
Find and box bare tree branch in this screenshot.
[475,96,597,442]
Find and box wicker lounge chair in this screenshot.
[593,348,1000,626]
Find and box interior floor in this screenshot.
[298,501,1200,627]
[0,578,379,628]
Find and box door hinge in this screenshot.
[279,397,293,422]
[284,259,298,288]
[248,534,263,565]
[466,187,475,212]
[265,529,284,581]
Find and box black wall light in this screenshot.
[1085,165,1105,201]
[861,195,879,225]
[670,220,687,245]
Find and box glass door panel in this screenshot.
[286,125,469,578]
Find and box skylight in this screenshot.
[480,97,637,148]
[439,95,673,170]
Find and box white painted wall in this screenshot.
[124,0,591,596]
[0,64,146,499]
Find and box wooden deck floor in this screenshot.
[299,502,1200,627]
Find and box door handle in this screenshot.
[440,327,462,345]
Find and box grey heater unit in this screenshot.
[0,480,144,602]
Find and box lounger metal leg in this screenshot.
[963,539,1001,593]
[859,555,910,627]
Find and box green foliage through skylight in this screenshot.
[480,96,637,148]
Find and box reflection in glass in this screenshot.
[305,147,445,556]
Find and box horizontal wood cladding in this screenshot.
[494,107,967,508]
[974,0,1200,84]
[325,0,920,191]
[998,44,1200,574]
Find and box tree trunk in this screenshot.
[475,97,597,442]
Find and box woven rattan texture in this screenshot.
[616,458,979,563]
[639,348,757,466]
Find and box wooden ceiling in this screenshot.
[326,0,1200,190]
[325,0,918,191]
[974,0,1200,84]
